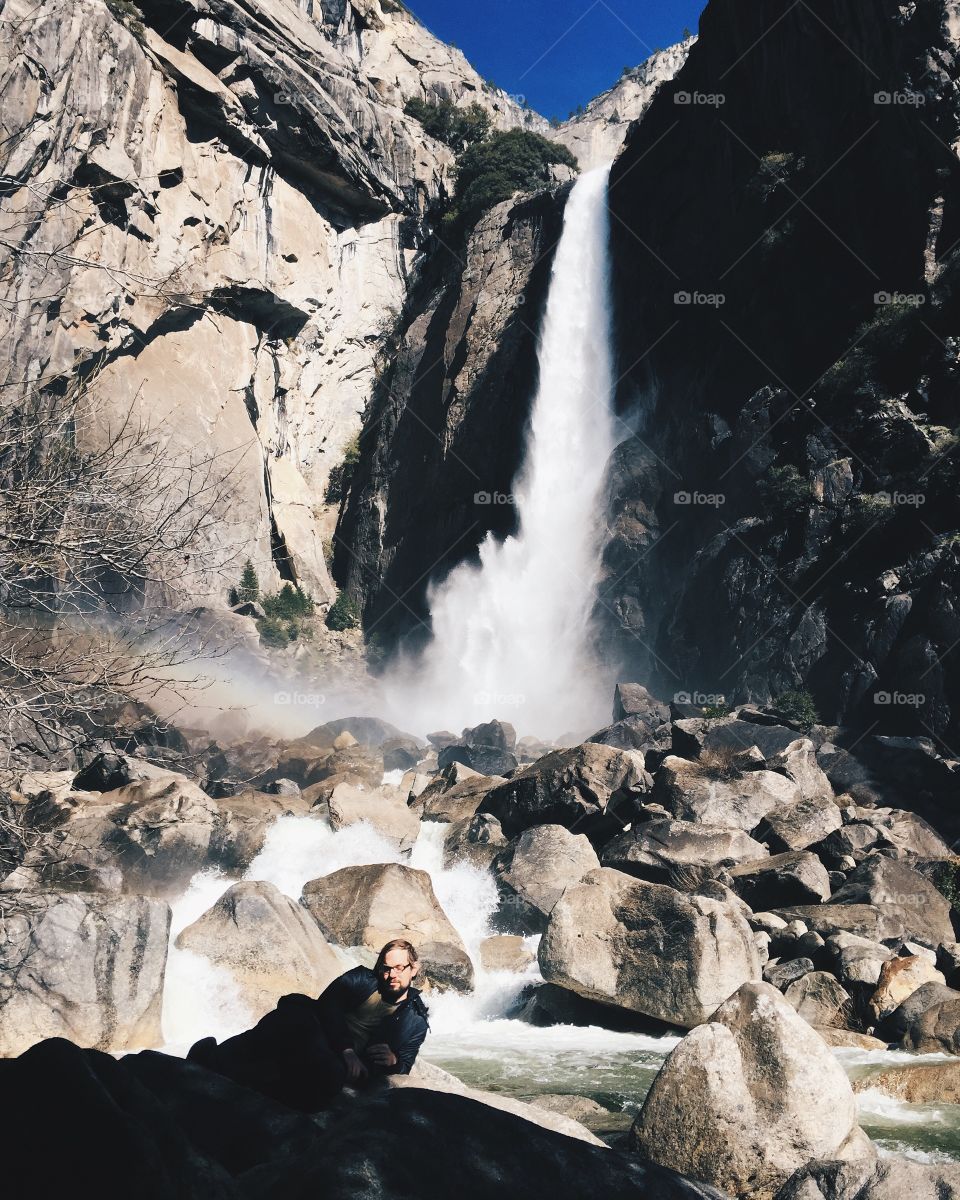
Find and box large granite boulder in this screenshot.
[601,819,767,884]
[418,765,505,822]
[539,867,761,1028]
[830,856,955,948]
[0,892,169,1055]
[653,756,801,832]
[442,812,507,871]
[632,981,873,1197]
[175,881,347,1021]
[437,721,519,776]
[868,954,946,1023]
[783,972,852,1029]
[768,739,835,803]
[826,932,894,988]
[479,744,645,840]
[493,825,600,934]
[300,863,473,992]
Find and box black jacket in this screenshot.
[315,965,429,1075]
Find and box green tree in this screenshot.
[326,592,361,631]
[450,129,578,227]
[403,99,491,153]
[325,434,362,504]
[236,559,259,605]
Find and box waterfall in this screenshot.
[385,164,618,740]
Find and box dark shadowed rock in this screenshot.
[875,980,960,1044]
[731,852,831,909]
[776,1155,960,1200]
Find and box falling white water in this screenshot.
[384,164,619,740]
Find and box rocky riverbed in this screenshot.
[5,687,960,1197]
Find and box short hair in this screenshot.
[375,938,419,971]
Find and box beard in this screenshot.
[377,980,408,1003]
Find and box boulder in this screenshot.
[730,852,831,909]
[442,812,506,871]
[632,981,872,1198]
[0,892,169,1055]
[326,783,420,852]
[300,863,473,993]
[775,903,936,946]
[764,958,815,991]
[783,972,852,1029]
[826,932,893,987]
[307,718,422,750]
[539,867,760,1028]
[874,811,951,858]
[478,936,535,973]
[702,719,815,761]
[868,954,946,1023]
[601,819,767,884]
[830,856,955,947]
[493,825,600,934]
[381,738,423,772]
[814,1028,887,1050]
[768,739,835,803]
[613,683,667,724]
[479,744,644,840]
[653,755,801,832]
[852,1059,960,1103]
[755,795,842,853]
[813,823,880,866]
[418,767,505,823]
[776,1156,960,1200]
[437,724,518,776]
[175,881,346,1021]
[874,980,960,1044]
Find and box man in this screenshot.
[188,939,429,1111]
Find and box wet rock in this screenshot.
[601,819,767,884]
[783,972,852,1029]
[175,881,346,1020]
[868,955,946,1023]
[479,936,535,973]
[539,867,760,1028]
[442,812,506,871]
[418,766,505,823]
[852,1059,960,1104]
[874,980,960,1044]
[0,892,169,1056]
[310,718,423,751]
[493,825,600,934]
[479,744,644,841]
[263,778,301,797]
[381,738,423,772]
[756,795,843,853]
[437,721,519,777]
[632,981,872,1197]
[300,863,473,993]
[653,755,801,832]
[326,782,420,852]
[730,852,831,909]
[814,1028,887,1051]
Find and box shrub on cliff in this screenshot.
[757,464,813,515]
[325,435,361,504]
[326,592,360,631]
[772,689,819,731]
[404,98,491,153]
[450,129,578,226]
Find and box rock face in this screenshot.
[478,744,645,841]
[0,0,538,606]
[174,881,346,1020]
[552,40,694,170]
[539,867,761,1028]
[300,863,473,992]
[602,0,960,747]
[0,892,170,1056]
[493,824,601,934]
[632,981,872,1197]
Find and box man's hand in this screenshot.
[366,1043,398,1069]
[342,1048,369,1082]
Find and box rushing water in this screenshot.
[382,164,619,741]
[159,810,960,1161]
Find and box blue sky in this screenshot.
[405,0,707,120]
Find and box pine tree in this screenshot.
[237,559,259,604]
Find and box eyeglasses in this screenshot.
[378,963,413,976]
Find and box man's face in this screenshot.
[377,948,418,1001]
